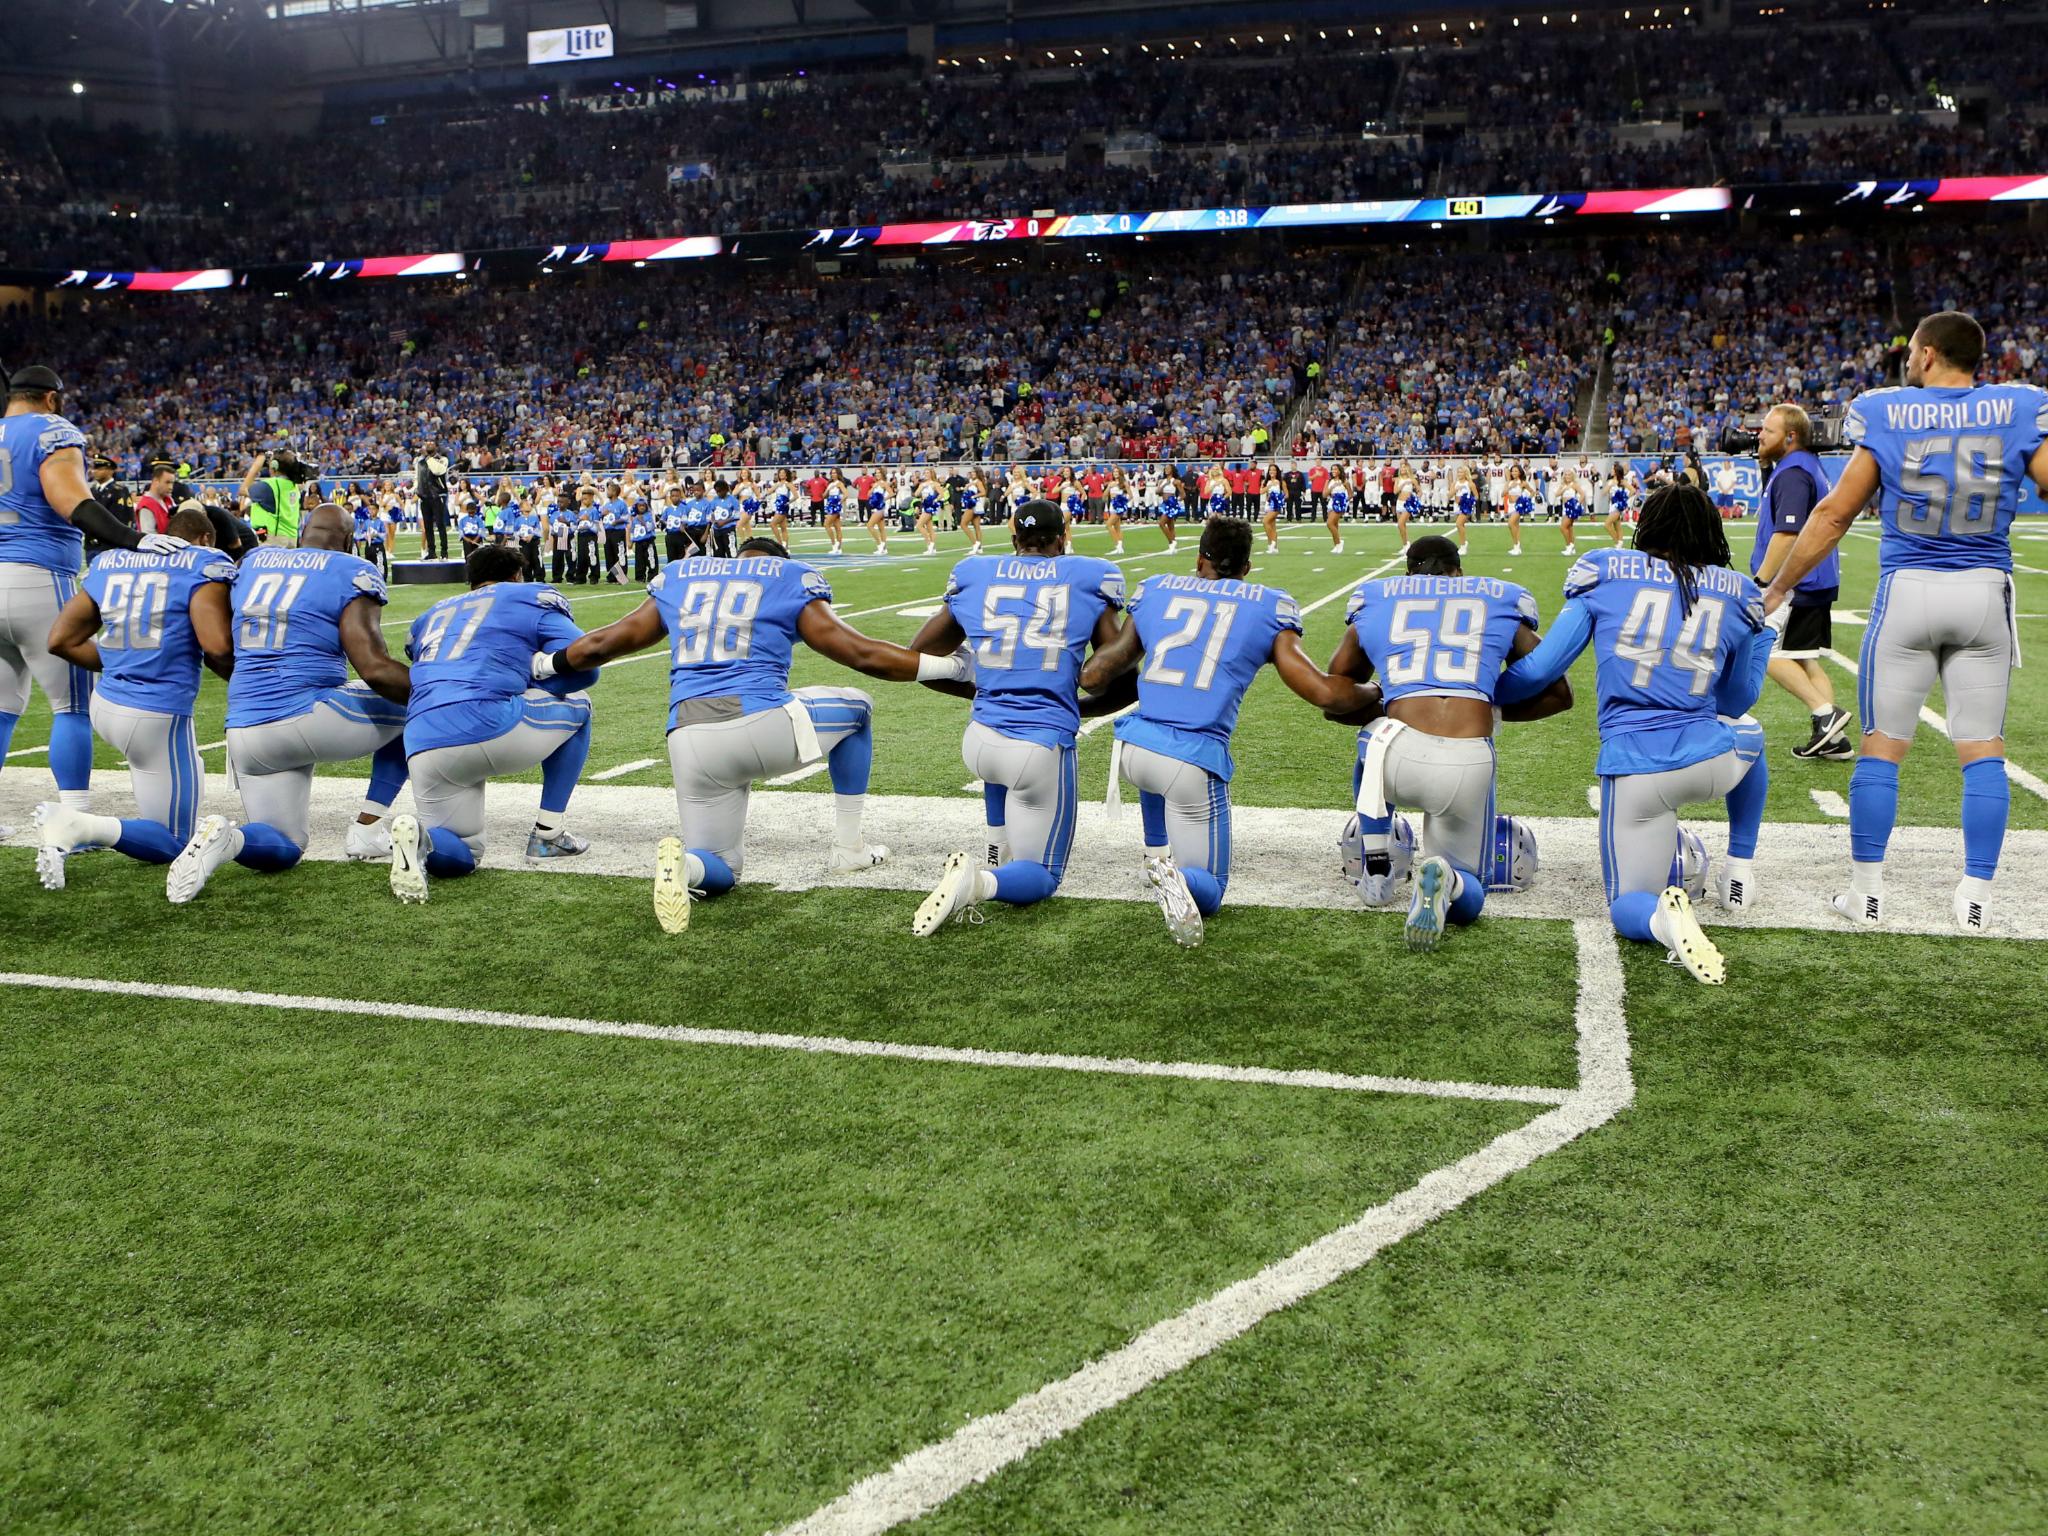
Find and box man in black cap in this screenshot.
[1,364,190,831]
[84,451,138,562]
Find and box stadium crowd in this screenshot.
[3,8,2043,272]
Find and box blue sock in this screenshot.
[1182,865,1224,917]
[113,819,182,864]
[1960,758,2009,880]
[982,782,1008,832]
[826,715,874,795]
[1610,890,1661,943]
[538,720,592,816]
[1139,791,1168,849]
[234,823,305,873]
[424,826,477,878]
[691,848,737,896]
[0,709,17,758]
[366,737,408,810]
[1848,757,1900,865]
[1725,753,1768,861]
[992,860,1058,906]
[1447,862,1485,926]
[49,712,93,791]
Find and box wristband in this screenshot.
[915,652,964,683]
[69,497,143,551]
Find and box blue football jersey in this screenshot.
[1843,382,2048,573]
[1564,547,1766,773]
[946,553,1124,748]
[649,554,829,723]
[1346,574,1538,706]
[0,411,89,574]
[226,547,389,729]
[1115,574,1302,781]
[714,496,740,528]
[83,545,236,714]
[405,582,584,749]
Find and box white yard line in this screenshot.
[588,757,659,783]
[1810,789,1850,819]
[765,762,830,786]
[769,919,1633,1536]
[0,971,1569,1107]
[1822,648,2048,802]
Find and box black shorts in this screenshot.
[1775,593,1836,659]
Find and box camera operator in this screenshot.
[239,447,319,544]
[414,446,452,559]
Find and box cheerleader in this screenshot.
[735,471,761,544]
[1104,469,1130,557]
[1156,470,1185,553]
[1505,466,1532,558]
[823,470,847,556]
[914,471,943,556]
[1395,475,1422,551]
[1261,465,1286,556]
[958,470,987,556]
[1325,464,1350,556]
[865,469,891,555]
[766,472,793,548]
[1452,468,1478,553]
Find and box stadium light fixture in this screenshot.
[70,81,84,95]
[1789,208,1802,216]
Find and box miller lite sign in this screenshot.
[528,24,614,65]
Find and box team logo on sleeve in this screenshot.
[537,589,573,614]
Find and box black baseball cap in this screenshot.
[8,364,63,394]
[1015,497,1065,535]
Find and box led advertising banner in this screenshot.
[527,25,614,66]
[11,175,2041,294]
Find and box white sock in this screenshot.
[67,810,122,847]
[533,813,563,840]
[833,794,865,848]
[970,869,998,902]
[1648,900,1678,951]
[59,788,92,810]
[358,801,389,823]
[1143,843,1169,861]
[1723,855,1755,886]
[1850,861,1885,897]
[225,826,247,858]
[685,851,706,887]
[1958,874,1994,904]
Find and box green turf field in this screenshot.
[2,512,2045,1534]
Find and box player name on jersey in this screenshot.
[1881,397,2022,431]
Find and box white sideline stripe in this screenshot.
[769,919,1634,1536]
[1585,783,1602,814]
[1810,789,1850,819]
[0,972,1570,1107]
[1822,648,2048,802]
[588,757,659,782]
[4,743,49,760]
[765,762,830,786]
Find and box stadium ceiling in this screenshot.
[7,0,273,66]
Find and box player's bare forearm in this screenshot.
[907,610,965,655]
[49,634,101,672]
[1078,670,1137,717]
[1321,681,1385,728]
[1502,677,1573,722]
[1080,624,1142,694]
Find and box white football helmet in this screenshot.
[1486,814,1540,893]
[1669,829,1708,902]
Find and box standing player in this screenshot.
[2,364,188,838]
[1079,516,1378,945]
[1325,467,1350,555]
[905,500,1125,933]
[166,503,413,902]
[1749,403,1852,761]
[1327,535,1571,953]
[387,546,598,902]
[34,508,234,887]
[534,536,972,933]
[1497,484,1774,983]
[1762,310,2048,932]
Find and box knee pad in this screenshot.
[1486,814,1540,893]
[1669,828,1708,901]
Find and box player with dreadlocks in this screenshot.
[1495,482,1775,984]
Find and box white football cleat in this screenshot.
[388,813,429,904]
[1953,881,1991,935]
[912,851,980,937]
[1830,890,1883,928]
[1653,886,1725,985]
[1404,855,1453,953]
[167,815,236,905]
[344,818,392,862]
[1713,859,1756,911]
[654,835,690,934]
[829,842,890,874]
[1144,854,1204,948]
[34,802,99,891]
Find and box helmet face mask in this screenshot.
[1487,815,1541,894]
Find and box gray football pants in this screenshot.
[963,719,1080,878]
[227,683,407,849]
[1860,567,2017,743]
[409,689,592,859]
[1118,740,1230,886]
[0,563,89,717]
[1373,728,1498,877]
[1598,749,1752,903]
[90,696,203,841]
[666,687,872,873]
